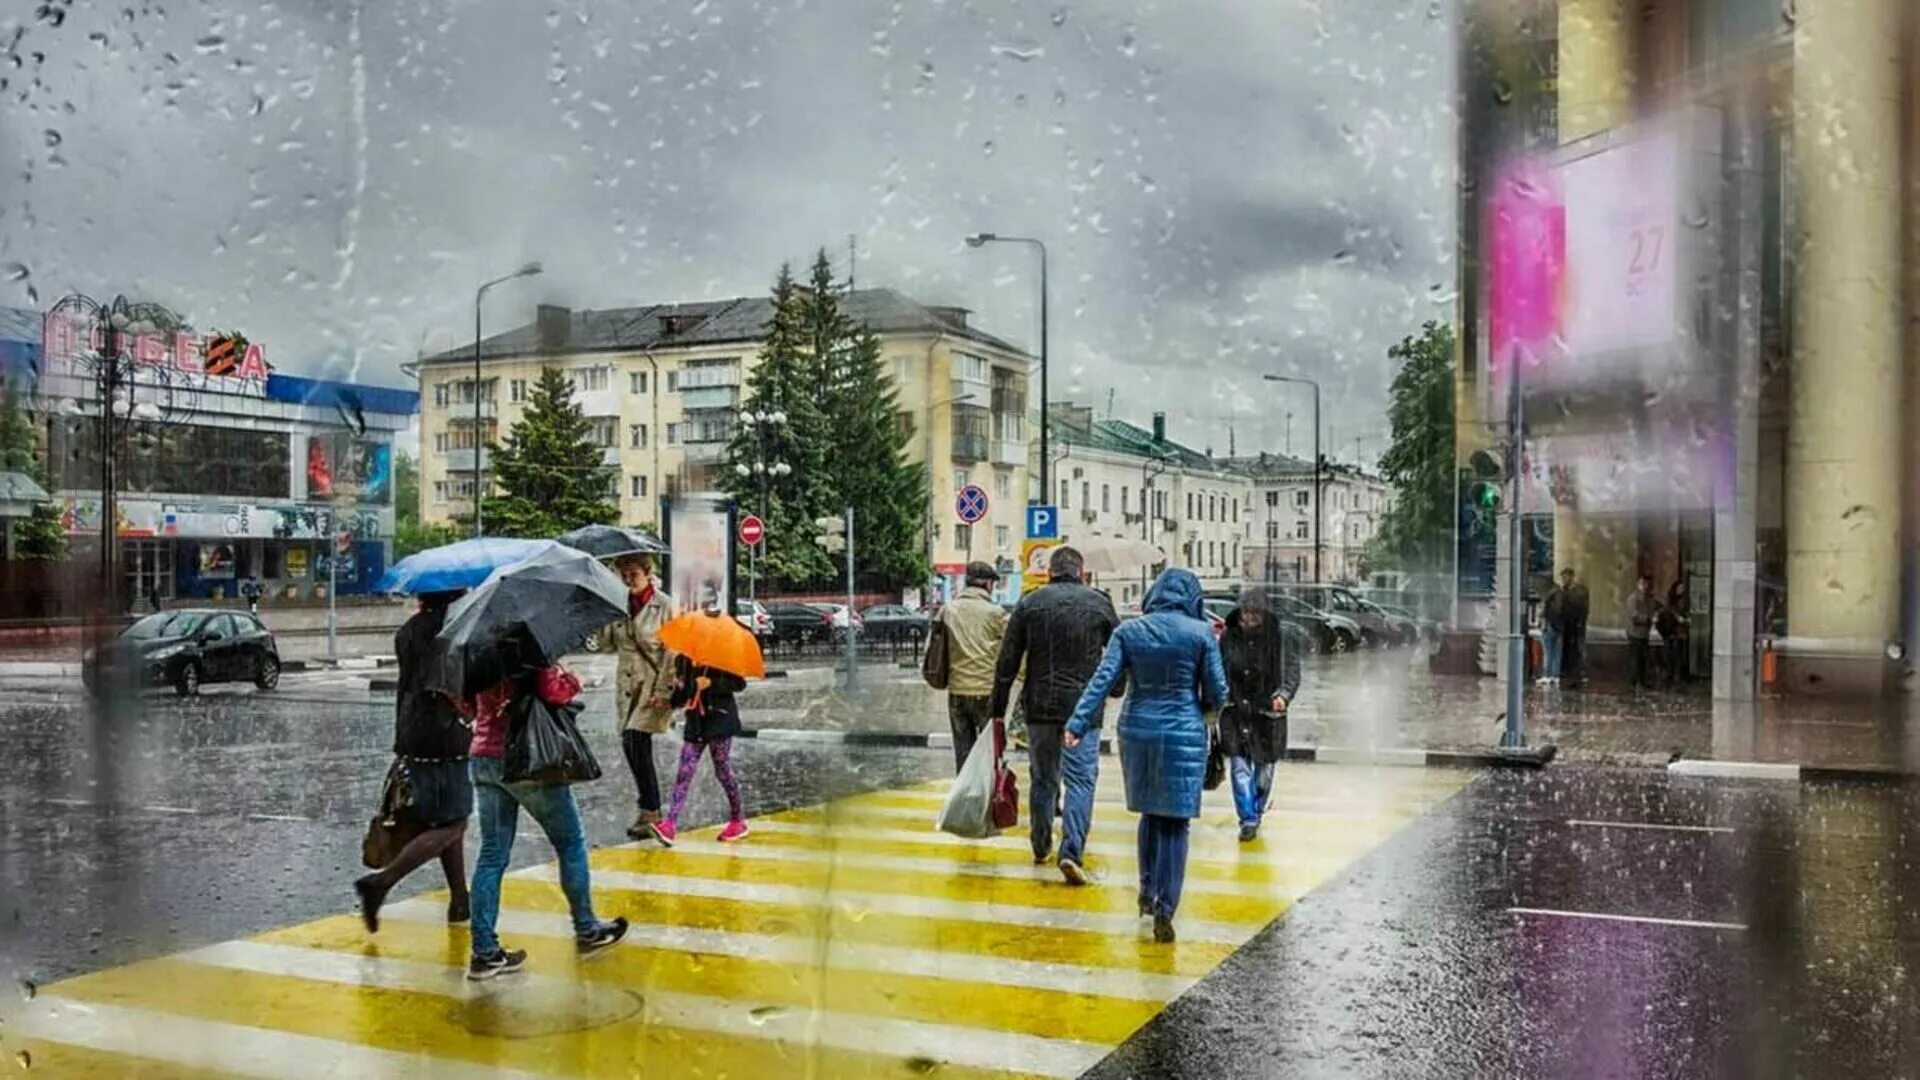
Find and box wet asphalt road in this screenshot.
[5,676,1920,1077]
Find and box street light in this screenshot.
[734,409,792,604]
[1263,373,1322,583]
[472,261,543,537]
[962,232,1049,506]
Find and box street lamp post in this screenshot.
[472,261,542,537]
[963,233,1049,504]
[1263,374,1322,583]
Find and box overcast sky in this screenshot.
[3,0,1456,464]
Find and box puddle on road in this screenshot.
[451,982,642,1039]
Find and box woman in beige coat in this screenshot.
[609,554,677,843]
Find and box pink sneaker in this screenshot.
[649,820,677,847]
[718,819,751,843]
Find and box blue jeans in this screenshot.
[1029,724,1099,864]
[469,756,602,958]
[1542,626,1563,679]
[1137,814,1191,919]
[1229,756,1275,827]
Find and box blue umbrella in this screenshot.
[374,537,556,595]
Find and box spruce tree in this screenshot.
[479,366,618,538]
[724,265,835,589]
[1,387,68,560]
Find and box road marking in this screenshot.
[1508,907,1748,931]
[246,812,312,823]
[1565,819,1733,834]
[173,939,1114,1078]
[45,797,93,808]
[376,897,1197,1002]
[1667,759,1800,781]
[12,996,544,1079]
[515,863,1259,945]
[140,805,200,815]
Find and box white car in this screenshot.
[734,599,773,640]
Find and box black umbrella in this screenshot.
[430,545,628,698]
[555,523,670,560]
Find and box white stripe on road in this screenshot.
[1565,819,1734,835]
[247,812,313,823]
[511,864,1253,944]
[140,805,201,815]
[827,792,1406,823]
[177,939,1112,1078]
[1666,759,1800,781]
[15,995,543,1079]
[381,898,1195,1002]
[1508,907,1748,931]
[631,836,1303,901]
[748,817,1332,868]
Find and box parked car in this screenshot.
[83,609,281,697]
[1280,583,1393,648]
[1203,593,1314,655]
[764,601,834,645]
[815,603,864,644]
[1260,590,1363,653]
[734,599,773,641]
[859,603,930,645]
[1356,598,1420,647]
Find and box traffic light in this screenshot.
[814,513,847,554]
[1467,448,1504,516]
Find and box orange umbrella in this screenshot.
[658,611,767,679]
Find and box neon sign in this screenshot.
[41,310,271,385]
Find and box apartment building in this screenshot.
[1230,454,1392,586]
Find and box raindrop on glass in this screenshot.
[982,140,996,157]
[42,129,59,148]
[194,34,226,54]
[3,263,27,282]
[1781,0,1797,26]
[748,1004,790,1026]
[990,41,1044,63]
[1051,9,1069,27]
[14,1048,29,1069]
[18,979,35,1002]
[1491,78,1514,106]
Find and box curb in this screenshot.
[1668,758,1912,783]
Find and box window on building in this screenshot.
[667,370,680,393]
[55,419,291,500]
[1080,481,1090,509]
[434,383,449,407]
[510,379,527,403]
[630,371,648,394]
[893,357,911,387]
[1121,486,1130,514]
[954,468,970,491]
[954,523,972,550]
[434,432,448,453]
[1266,521,1278,540]
[1155,490,1166,518]
[995,525,1010,551]
[995,471,1010,498]
[631,475,648,498]
[1294,520,1310,540]
[1293,489,1310,508]
[991,368,1025,442]
[666,424,681,445]
[1230,498,1238,521]
[570,366,609,393]
[1060,479,1070,508]
[629,424,648,449]
[587,416,617,448]
[896,411,915,437]
[1294,555,1308,580]
[1101,484,1111,513]
[956,353,990,383]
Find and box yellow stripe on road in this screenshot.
[15,762,1473,1077]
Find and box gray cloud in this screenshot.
[2,0,1456,463]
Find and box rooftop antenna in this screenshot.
[1105,387,1115,419]
[847,233,857,291]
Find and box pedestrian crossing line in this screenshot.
[39,952,1045,1080]
[9,994,552,1080]
[498,874,1250,965]
[2,1037,259,1080]
[266,906,1175,1042]
[630,833,1326,903]
[854,787,1443,830]
[585,844,1288,923]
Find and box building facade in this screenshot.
[3,304,417,602]
[1231,454,1393,586]
[1457,0,1919,698]
[414,288,1034,598]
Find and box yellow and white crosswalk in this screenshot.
[8,763,1470,1078]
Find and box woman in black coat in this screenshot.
[1219,588,1301,842]
[654,652,750,845]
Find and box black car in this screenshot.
[763,601,834,645]
[84,609,281,697]
[859,604,931,645]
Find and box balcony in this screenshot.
[599,447,621,467]
[952,434,990,463]
[950,374,990,404]
[445,399,497,423]
[679,364,742,390]
[683,440,728,465]
[992,438,1026,467]
[681,386,739,411]
[444,448,491,471]
[574,387,621,418]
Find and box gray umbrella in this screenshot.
[555,523,671,560]
[430,545,628,698]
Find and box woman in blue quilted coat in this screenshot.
[1065,567,1229,943]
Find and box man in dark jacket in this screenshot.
[1220,588,1300,841]
[1561,569,1591,687]
[991,546,1120,880]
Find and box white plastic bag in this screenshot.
[937,726,1000,839]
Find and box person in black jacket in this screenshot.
[657,642,751,847]
[991,546,1121,882]
[354,590,474,932]
[1219,589,1301,842]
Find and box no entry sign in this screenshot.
[738,515,766,547]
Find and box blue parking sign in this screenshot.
[1026,504,1059,540]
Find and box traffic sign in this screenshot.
[1021,539,1060,594]
[738,514,765,547]
[955,484,990,524]
[1025,504,1058,540]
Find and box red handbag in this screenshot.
[988,718,1019,829]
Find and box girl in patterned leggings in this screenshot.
[652,655,750,845]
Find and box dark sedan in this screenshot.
[859,604,931,645]
[763,601,835,645]
[84,609,281,697]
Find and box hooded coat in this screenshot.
[1218,606,1301,765]
[1066,569,1229,819]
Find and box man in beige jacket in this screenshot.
[940,561,1009,771]
[609,554,677,842]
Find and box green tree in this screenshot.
[479,366,618,538]
[1370,322,1456,573]
[391,450,460,556]
[1,387,68,560]
[725,265,836,589]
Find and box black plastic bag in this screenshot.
[1203,731,1227,791]
[505,696,603,785]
